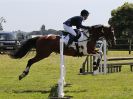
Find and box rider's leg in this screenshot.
[63,24,77,36]
[63,24,77,47]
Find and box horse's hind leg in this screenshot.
[19,52,51,80]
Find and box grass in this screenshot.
[0,51,133,99]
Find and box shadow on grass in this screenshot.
[65,89,87,93]
[49,83,87,99]
[13,83,86,99]
[49,84,74,99]
[13,89,50,94]
[48,84,58,98]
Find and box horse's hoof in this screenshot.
[19,75,23,80]
[18,71,28,80]
[19,73,25,80]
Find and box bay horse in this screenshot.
[10,25,116,80]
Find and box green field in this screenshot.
[1,51,133,99]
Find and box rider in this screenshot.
[63,9,90,47]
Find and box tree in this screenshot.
[108,2,133,38]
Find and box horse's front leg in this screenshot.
[19,59,33,80]
[93,52,102,71]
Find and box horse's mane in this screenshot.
[91,24,104,29]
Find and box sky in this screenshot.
[0,0,133,32]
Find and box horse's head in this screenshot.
[101,26,116,47]
[88,25,116,47]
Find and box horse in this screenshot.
[10,25,116,80]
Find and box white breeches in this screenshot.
[63,24,77,36]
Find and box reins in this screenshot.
[77,29,91,42]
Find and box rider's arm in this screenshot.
[76,19,90,29]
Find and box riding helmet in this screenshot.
[81,9,89,16]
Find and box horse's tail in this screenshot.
[10,37,39,59]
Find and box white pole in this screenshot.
[58,35,65,98]
[103,39,107,74]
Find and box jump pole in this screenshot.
[58,35,65,98]
[103,39,107,74]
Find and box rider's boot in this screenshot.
[66,35,75,48]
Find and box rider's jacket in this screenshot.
[63,16,88,29]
